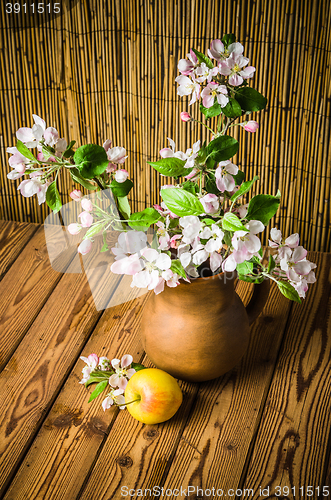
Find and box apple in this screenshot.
[124,368,183,424]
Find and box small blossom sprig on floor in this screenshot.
[79,353,145,411]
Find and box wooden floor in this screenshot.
[0,220,330,500]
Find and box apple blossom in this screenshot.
[194,63,218,83]
[207,39,225,61]
[175,75,201,105]
[17,177,49,205]
[111,231,147,260]
[279,246,316,282]
[109,355,136,390]
[240,121,259,133]
[156,220,171,250]
[215,160,239,192]
[79,353,99,384]
[201,82,229,108]
[222,220,264,272]
[43,127,59,147]
[200,193,219,214]
[111,253,144,275]
[70,189,83,201]
[177,49,198,76]
[102,389,126,411]
[184,140,201,169]
[106,145,127,164]
[159,138,187,161]
[179,216,202,244]
[16,114,46,148]
[219,50,255,86]
[114,169,129,183]
[78,239,93,255]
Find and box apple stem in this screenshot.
[121,398,141,406]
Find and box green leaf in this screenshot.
[147,157,188,178]
[238,274,265,284]
[205,175,219,195]
[182,182,199,194]
[84,222,106,239]
[202,218,215,226]
[74,144,109,179]
[131,362,146,372]
[63,140,76,159]
[110,179,134,197]
[161,187,204,217]
[222,98,242,118]
[70,168,98,190]
[117,196,131,219]
[222,33,236,48]
[200,101,222,119]
[168,217,179,229]
[236,260,254,275]
[88,380,108,403]
[170,259,187,279]
[277,280,302,303]
[128,207,161,231]
[191,48,214,69]
[230,176,259,203]
[100,230,109,252]
[233,169,245,186]
[206,135,239,162]
[16,140,37,162]
[267,255,276,273]
[41,145,55,160]
[246,194,280,225]
[221,212,247,232]
[235,87,268,113]
[46,182,62,213]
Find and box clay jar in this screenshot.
[140,273,270,382]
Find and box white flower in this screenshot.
[111,231,147,260]
[215,161,238,192]
[159,138,187,161]
[109,355,136,390]
[79,353,99,384]
[175,75,201,105]
[102,389,126,411]
[16,114,46,148]
[114,169,129,183]
[179,216,202,244]
[184,140,201,169]
[201,82,229,108]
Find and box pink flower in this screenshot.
[180,111,191,122]
[114,169,129,183]
[17,177,49,205]
[219,50,255,86]
[103,139,112,152]
[159,138,187,161]
[200,193,219,214]
[175,75,201,105]
[70,189,83,201]
[269,228,299,249]
[179,216,202,244]
[215,161,239,192]
[79,353,99,384]
[78,239,93,255]
[43,127,59,147]
[16,114,46,148]
[67,223,82,235]
[111,231,147,260]
[108,355,136,390]
[280,246,316,282]
[81,198,93,211]
[222,220,264,272]
[240,121,259,133]
[111,253,144,275]
[194,63,219,83]
[102,389,126,411]
[184,140,201,169]
[106,146,127,164]
[79,211,93,228]
[201,82,228,109]
[177,49,198,76]
[207,39,225,61]
[156,220,171,250]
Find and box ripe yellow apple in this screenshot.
[124,368,183,424]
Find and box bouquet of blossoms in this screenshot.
[7,34,316,303]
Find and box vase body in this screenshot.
[140,273,268,383]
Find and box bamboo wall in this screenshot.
[0,0,330,251]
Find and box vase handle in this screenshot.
[245,279,270,325]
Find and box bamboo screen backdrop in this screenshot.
[0,0,330,251]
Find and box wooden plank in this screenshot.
[0,226,78,371]
[0,221,38,280]
[3,284,154,500]
[0,238,123,496]
[74,280,292,499]
[240,252,331,499]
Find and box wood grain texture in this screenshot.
[0,0,330,251]
[3,283,150,500]
[0,226,76,371]
[0,220,38,280]
[241,252,331,499]
[0,243,123,496]
[75,281,293,498]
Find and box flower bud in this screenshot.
[70,190,83,201]
[78,239,93,255]
[79,211,93,227]
[180,111,192,122]
[67,223,82,235]
[114,169,129,183]
[81,198,93,212]
[240,120,259,133]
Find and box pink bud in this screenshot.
[67,223,82,235]
[78,239,93,255]
[241,121,259,133]
[70,190,83,201]
[79,211,93,227]
[180,111,191,122]
[114,169,129,183]
[81,198,93,212]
